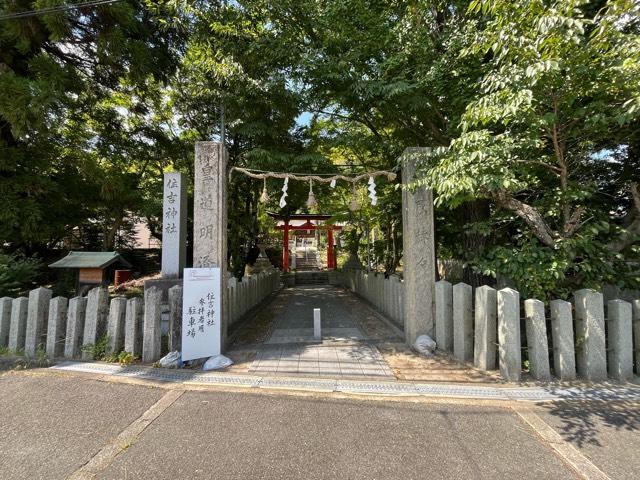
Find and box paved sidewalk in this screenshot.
[250,285,394,378]
[249,344,394,378]
[264,285,367,343]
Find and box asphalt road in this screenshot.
[1,372,637,480]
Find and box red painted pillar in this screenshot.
[283,222,290,272]
[327,228,334,270]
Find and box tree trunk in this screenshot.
[461,200,493,287]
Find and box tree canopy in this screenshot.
[1,0,638,296]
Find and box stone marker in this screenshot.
[142,286,162,362]
[8,297,28,352]
[435,280,453,352]
[168,285,183,352]
[24,287,52,357]
[453,282,473,362]
[46,296,68,359]
[161,171,187,278]
[498,288,521,382]
[633,299,640,374]
[474,285,497,370]
[607,299,633,381]
[64,297,87,358]
[0,297,12,348]
[574,289,607,381]
[401,148,436,345]
[106,297,127,355]
[314,308,321,340]
[550,299,576,380]
[81,287,109,360]
[124,297,143,357]
[524,299,551,381]
[194,141,228,349]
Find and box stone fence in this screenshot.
[0,269,280,363]
[331,269,404,328]
[435,281,640,382]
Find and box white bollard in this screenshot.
[314,308,321,341]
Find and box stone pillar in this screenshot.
[124,297,143,357]
[607,299,633,381]
[633,299,640,375]
[524,299,551,381]
[81,287,109,360]
[550,299,576,380]
[498,288,521,382]
[64,297,87,359]
[574,289,607,381]
[168,285,183,352]
[24,287,52,357]
[0,297,12,348]
[106,297,127,355]
[8,297,28,352]
[194,141,228,349]
[142,286,162,362]
[46,297,68,359]
[453,282,473,362]
[161,172,187,278]
[401,148,436,345]
[435,280,453,352]
[474,285,497,370]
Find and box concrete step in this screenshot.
[295,271,329,285]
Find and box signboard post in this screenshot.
[181,268,221,361]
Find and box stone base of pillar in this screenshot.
[143,278,183,303]
[342,253,363,270]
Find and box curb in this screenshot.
[50,361,640,402]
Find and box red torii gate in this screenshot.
[269,213,342,272]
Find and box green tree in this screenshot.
[420,0,640,296]
[0,0,181,253]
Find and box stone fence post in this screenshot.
[168,285,182,352]
[124,297,143,358]
[453,282,473,362]
[474,285,497,370]
[0,297,11,348]
[106,297,127,355]
[8,297,28,352]
[607,299,633,381]
[633,299,640,374]
[46,296,68,359]
[64,297,87,359]
[142,287,162,362]
[435,280,453,352]
[81,287,109,360]
[25,287,52,357]
[498,288,521,382]
[524,299,551,381]
[550,299,576,380]
[574,289,607,381]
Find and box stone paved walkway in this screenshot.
[249,285,394,378]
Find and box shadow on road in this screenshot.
[539,386,640,448]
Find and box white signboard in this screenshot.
[182,267,221,361]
